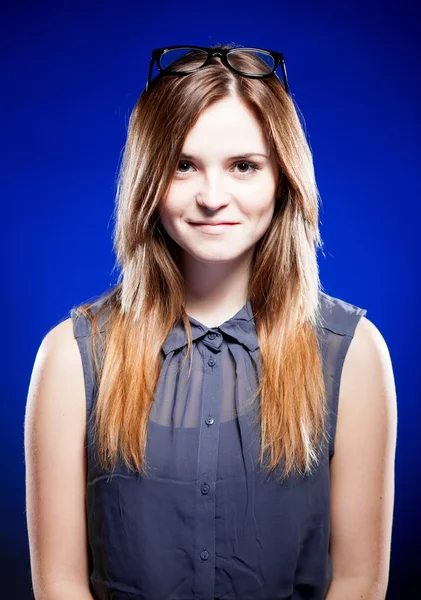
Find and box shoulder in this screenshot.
[327,287,397,433]
[26,317,86,443]
[342,314,395,396]
[69,292,114,339]
[318,290,367,336]
[334,311,397,472]
[39,316,82,368]
[318,291,397,459]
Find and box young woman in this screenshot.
[24,45,397,600]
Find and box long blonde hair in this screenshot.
[74,44,328,481]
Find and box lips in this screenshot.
[189,222,239,234]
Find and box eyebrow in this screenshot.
[180,152,269,160]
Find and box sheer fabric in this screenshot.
[70,291,367,600]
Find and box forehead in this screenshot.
[182,97,269,155]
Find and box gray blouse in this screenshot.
[70,290,367,600]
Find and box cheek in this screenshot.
[159,213,177,241]
[159,189,186,217]
[158,196,178,226]
[251,202,277,238]
[250,197,276,224]
[158,200,187,244]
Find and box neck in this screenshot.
[180,249,253,326]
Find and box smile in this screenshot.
[189,223,239,234]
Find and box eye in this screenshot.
[175,160,261,178]
[177,161,193,174]
[234,161,260,176]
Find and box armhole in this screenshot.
[69,309,96,454]
[329,306,368,460]
[69,309,97,588]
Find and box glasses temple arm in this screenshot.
[146,53,157,92]
[279,58,289,95]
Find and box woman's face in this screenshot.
[159,96,280,265]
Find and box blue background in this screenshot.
[2,0,419,597]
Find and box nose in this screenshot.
[196,185,230,213]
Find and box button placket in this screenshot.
[193,336,222,599]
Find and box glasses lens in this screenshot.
[159,48,208,72]
[227,50,275,75]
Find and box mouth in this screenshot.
[189,222,239,234]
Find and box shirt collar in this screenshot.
[161,299,259,356]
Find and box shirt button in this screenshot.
[205,416,214,426]
[208,332,217,340]
[200,550,210,560]
[201,483,210,494]
[208,357,216,366]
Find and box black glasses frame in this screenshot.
[145,45,290,95]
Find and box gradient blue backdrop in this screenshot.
[2,0,420,597]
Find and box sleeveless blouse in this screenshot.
[70,290,367,600]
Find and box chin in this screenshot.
[185,245,252,264]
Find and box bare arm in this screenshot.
[325,316,397,599]
[33,582,94,600]
[24,318,94,599]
